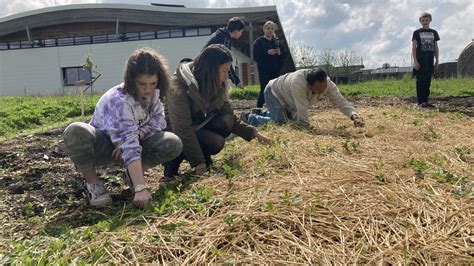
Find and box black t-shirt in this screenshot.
[412,28,440,58]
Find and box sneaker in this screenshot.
[426,102,436,108]
[122,169,133,188]
[239,111,249,123]
[417,102,432,108]
[86,180,112,207]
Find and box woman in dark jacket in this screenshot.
[165,44,271,177]
[253,21,287,108]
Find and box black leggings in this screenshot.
[168,114,235,170]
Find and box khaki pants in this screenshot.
[63,122,182,172]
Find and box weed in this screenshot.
[314,141,335,154]
[423,126,440,141]
[341,140,360,153]
[223,214,236,227]
[375,124,385,130]
[280,190,303,206]
[405,157,430,178]
[375,173,385,182]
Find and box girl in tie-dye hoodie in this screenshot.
[63,48,182,208]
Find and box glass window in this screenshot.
[125,32,139,41]
[0,43,8,50]
[198,27,211,35]
[107,34,121,42]
[185,28,198,36]
[170,29,183,37]
[74,36,91,45]
[20,41,32,48]
[63,67,91,86]
[140,31,155,40]
[157,30,170,39]
[9,42,20,49]
[92,35,108,43]
[57,37,74,46]
[44,39,56,47]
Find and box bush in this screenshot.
[229,85,260,100]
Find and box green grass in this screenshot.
[229,76,474,99]
[0,94,100,140]
[339,75,474,97]
[229,85,260,100]
[0,76,472,140]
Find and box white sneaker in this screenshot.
[86,180,112,207]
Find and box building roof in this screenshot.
[0,3,295,71]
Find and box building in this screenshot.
[458,40,474,77]
[0,3,295,96]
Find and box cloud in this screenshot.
[1,0,472,69]
[0,0,101,17]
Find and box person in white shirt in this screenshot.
[244,69,365,128]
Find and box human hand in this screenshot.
[413,61,420,70]
[195,163,207,176]
[133,189,152,208]
[237,82,245,89]
[267,49,278,55]
[112,147,122,161]
[138,131,145,140]
[351,115,365,127]
[255,132,272,145]
[434,60,439,69]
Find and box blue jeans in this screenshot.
[247,86,288,127]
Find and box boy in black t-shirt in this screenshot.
[412,12,440,108]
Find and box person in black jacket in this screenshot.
[204,17,245,89]
[253,21,286,108]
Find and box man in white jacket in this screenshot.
[245,69,365,128]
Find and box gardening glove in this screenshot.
[351,115,365,127]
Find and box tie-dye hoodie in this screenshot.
[90,83,166,166]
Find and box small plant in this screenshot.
[375,124,385,130]
[423,126,440,141]
[405,157,430,178]
[341,140,360,153]
[412,117,422,126]
[454,146,471,162]
[314,141,334,154]
[223,214,236,227]
[375,173,385,182]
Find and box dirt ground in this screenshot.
[0,96,472,263]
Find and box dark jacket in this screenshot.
[204,27,241,86]
[253,36,286,77]
[166,62,256,166]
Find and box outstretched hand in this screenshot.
[133,189,152,208]
[255,132,272,146]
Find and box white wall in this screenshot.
[0,35,210,96]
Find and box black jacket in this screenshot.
[204,28,241,86]
[253,36,286,77]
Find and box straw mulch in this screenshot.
[102,105,473,264]
[1,105,472,263]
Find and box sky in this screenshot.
[1,0,473,69]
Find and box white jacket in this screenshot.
[268,69,357,124]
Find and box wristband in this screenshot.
[134,184,148,193]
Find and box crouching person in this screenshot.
[165,44,271,178]
[63,48,182,208]
[244,69,365,128]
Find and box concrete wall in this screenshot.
[0,35,212,96]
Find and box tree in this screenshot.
[82,53,99,78]
[290,43,317,68]
[318,48,336,75]
[337,49,361,77]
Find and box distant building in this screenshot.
[435,62,457,79]
[458,40,474,77]
[0,4,295,96]
[349,66,412,83]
